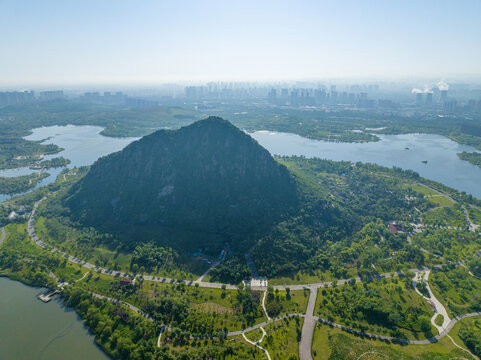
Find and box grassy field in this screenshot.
[269,268,358,286]
[314,277,436,340]
[403,184,453,206]
[424,196,454,207]
[405,184,439,196]
[311,321,472,360]
[434,314,444,327]
[244,328,264,343]
[263,316,303,360]
[265,289,310,318]
[429,266,481,317]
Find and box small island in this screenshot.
[458,151,481,169]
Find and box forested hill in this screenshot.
[66,116,298,250]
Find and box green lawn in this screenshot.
[404,184,439,196]
[425,195,454,207]
[263,316,303,360]
[265,289,310,318]
[269,268,358,286]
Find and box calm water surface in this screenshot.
[0,277,109,360]
[0,125,137,202]
[251,130,481,199]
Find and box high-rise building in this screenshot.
[39,90,64,100]
[416,93,423,105]
[268,88,277,103]
[440,90,448,101]
[314,89,326,104]
[0,91,35,105]
[444,100,457,113]
[330,91,338,104]
[426,92,433,104]
[290,89,299,106]
[348,93,356,104]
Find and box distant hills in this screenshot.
[66,116,298,251]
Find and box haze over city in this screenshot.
[1,0,481,86]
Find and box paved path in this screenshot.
[0,226,5,247]
[227,314,304,336]
[299,288,317,360]
[242,326,271,360]
[412,270,450,333]
[262,290,271,321]
[91,292,155,322]
[447,334,478,360]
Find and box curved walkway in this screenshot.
[447,334,478,360]
[90,292,154,322]
[242,326,271,360]
[262,290,271,321]
[412,270,451,332]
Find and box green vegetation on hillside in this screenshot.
[421,206,468,229]
[254,157,432,280]
[66,117,297,255]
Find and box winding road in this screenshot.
[24,196,481,360]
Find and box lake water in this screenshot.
[0,125,138,202]
[1,126,480,201]
[251,131,481,199]
[0,277,109,360]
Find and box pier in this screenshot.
[37,289,60,303]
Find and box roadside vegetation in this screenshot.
[311,320,476,360]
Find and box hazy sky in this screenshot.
[1,0,481,85]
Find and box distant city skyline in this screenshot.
[1,0,481,86]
